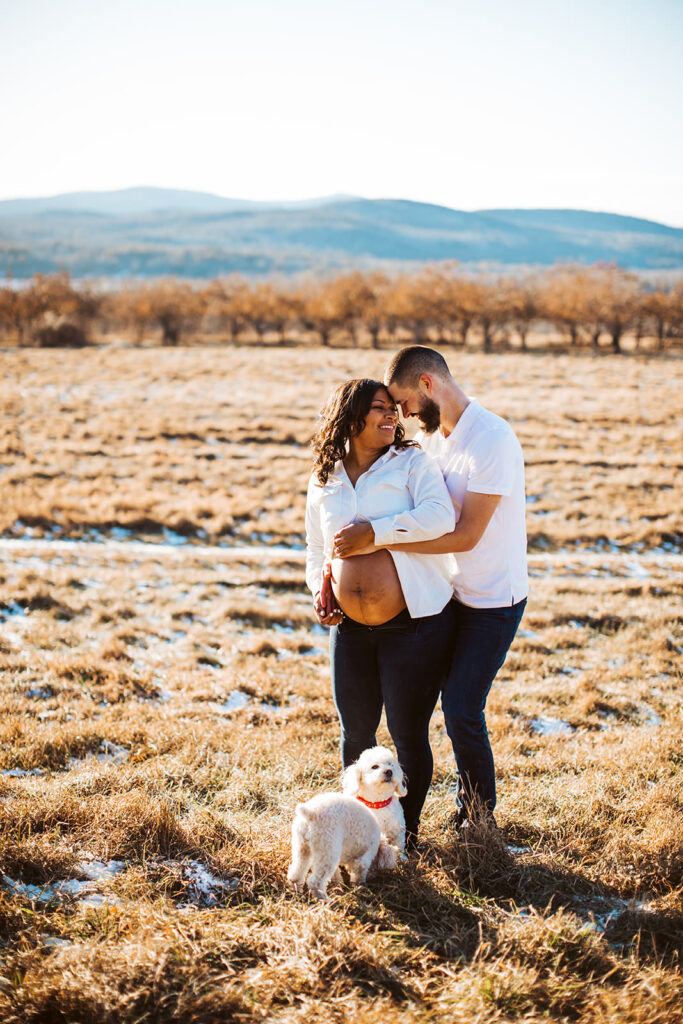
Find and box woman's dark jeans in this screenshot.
[330,604,453,835]
[443,596,526,823]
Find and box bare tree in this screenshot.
[474,279,510,352]
[639,284,683,351]
[504,277,539,349]
[302,276,357,347]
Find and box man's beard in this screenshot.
[417,395,441,433]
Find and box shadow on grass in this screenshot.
[427,824,683,968]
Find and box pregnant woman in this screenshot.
[305,378,455,847]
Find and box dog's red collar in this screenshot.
[356,795,393,809]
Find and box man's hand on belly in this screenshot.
[332,521,376,558]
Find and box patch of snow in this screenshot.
[162,528,189,546]
[78,892,121,908]
[75,859,127,881]
[271,622,296,634]
[66,740,130,770]
[219,690,250,713]
[176,859,239,908]
[27,685,52,699]
[531,716,574,736]
[110,527,132,541]
[0,600,26,620]
[636,705,662,727]
[575,898,630,933]
[40,934,72,948]
[2,859,127,907]
[625,560,650,579]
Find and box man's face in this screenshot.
[386,381,441,434]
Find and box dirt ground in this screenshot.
[0,345,681,1023]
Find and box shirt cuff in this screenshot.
[371,516,399,546]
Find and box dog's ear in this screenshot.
[342,762,362,796]
[395,770,408,798]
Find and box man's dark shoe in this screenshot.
[444,809,498,837]
[443,808,468,833]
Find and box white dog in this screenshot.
[342,746,407,869]
[287,746,406,900]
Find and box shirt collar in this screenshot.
[330,445,401,484]
[441,398,478,447]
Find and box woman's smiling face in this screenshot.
[354,387,399,447]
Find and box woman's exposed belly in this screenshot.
[331,549,406,626]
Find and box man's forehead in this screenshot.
[385,381,414,399]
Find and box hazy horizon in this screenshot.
[1,185,681,230]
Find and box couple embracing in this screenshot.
[305,345,528,850]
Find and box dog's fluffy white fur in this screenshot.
[287,746,406,900]
[342,746,407,870]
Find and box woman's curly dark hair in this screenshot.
[311,378,416,484]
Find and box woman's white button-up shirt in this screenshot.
[305,445,455,619]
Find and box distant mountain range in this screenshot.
[0,186,681,278]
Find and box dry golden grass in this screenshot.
[2,346,680,550]
[0,345,681,1023]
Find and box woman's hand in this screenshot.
[332,521,376,558]
[313,590,344,626]
[313,564,343,626]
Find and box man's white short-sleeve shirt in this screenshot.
[417,399,529,608]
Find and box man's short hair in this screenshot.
[384,346,451,389]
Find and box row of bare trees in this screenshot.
[1,266,682,352]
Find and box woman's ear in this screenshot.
[342,763,362,796]
[395,771,408,798]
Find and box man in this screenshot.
[331,346,528,830]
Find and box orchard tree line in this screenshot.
[1,264,682,353]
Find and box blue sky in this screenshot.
[2,0,682,224]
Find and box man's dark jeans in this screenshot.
[330,604,453,835]
[443,596,527,822]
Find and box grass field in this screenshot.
[0,345,681,1023]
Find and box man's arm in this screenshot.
[333,491,500,557]
[387,492,500,553]
[367,450,455,546]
